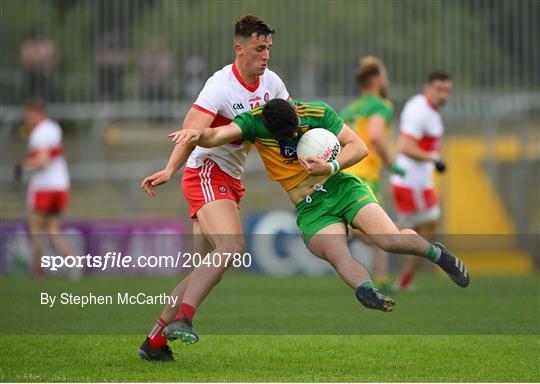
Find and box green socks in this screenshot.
[425,243,442,263]
[357,279,375,290]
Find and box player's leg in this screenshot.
[180,199,243,307]
[45,214,82,280]
[350,227,391,291]
[44,215,72,258]
[159,222,213,323]
[307,222,395,312]
[351,203,469,287]
[140,222,213,359]
[164,199,244,344]
[395,220,437,291]
[28,211,46,276]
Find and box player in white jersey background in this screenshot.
[14,98,72,277]
[390,71,453,291]
[138,15,289,361]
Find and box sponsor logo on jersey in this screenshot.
[218,185,228,194]
[279,141,298,159]
[233,103,244,110]
[249,96,261,103]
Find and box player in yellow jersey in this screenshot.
[169,99,470,316]
[341,56,404,293]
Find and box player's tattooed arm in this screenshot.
[169,123,243,148]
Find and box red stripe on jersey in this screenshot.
[418,135,440,152]
[210,114,242,146]
[210,114,232,127]
[30,146,63,159]
[400,133,440,152]
[193,104,217,117]
[232,62,260,93]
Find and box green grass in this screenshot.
[1,274,539,382]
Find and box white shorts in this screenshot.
[397,205,441,228]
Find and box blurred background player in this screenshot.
[340,56,404,293]
[15,98,72,277]
[390,71,452,291]
[138,15,289,361]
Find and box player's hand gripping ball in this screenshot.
[297,128,340,162]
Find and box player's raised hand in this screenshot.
[298,156,332,176]
[168,129,201,145]
[140,169,173,197]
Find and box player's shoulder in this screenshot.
[204,64,233,86]
[368,95,392,109]
[296,100,330,111]
[29,119,61,144]
[404,94,427,109]
[34,119,61,135]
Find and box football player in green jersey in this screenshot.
[340,56,403,293]
[169,99,470,314]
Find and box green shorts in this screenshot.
[362,178,383,206]
[295,172,379,246]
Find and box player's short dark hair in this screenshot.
[262,99,298,139]
[427,70,451,83]
[355,56,385,88]
[234,14,275,39]
[25,97,46,112]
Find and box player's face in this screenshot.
[428,80,453,107]
[237,33,272,76]
[378,68,389,97]
[24,108,40,128]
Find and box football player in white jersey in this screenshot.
[390,71,453,291]
[15,99,72,277]
[138,15,289,361]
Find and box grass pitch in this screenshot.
[1,273,538,382]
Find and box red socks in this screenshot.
[174,303,196,321]
[147,304,196,349]
[147,317,168,349]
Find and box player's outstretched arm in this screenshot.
[141,107,214,197]
[169,123,243,148]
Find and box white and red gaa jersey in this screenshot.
[28,119,70,191]
[186,63,289,178]
[391,94,444,188]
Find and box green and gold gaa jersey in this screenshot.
[233,100,343,191]
[340,94,393,181]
